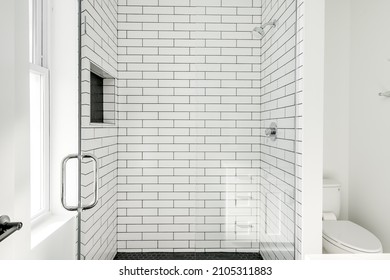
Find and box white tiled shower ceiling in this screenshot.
[80,0,303,260]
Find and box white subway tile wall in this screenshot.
[117,0,264,254]
[80,0,118,260]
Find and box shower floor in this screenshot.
[114,252,263,260]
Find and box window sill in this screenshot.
[31,212,76,249]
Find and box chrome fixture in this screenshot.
[253,19,277,38]
[235,222,254,229]
[61,153,99,260]
[265,122,278,141]
[0,215,23,243]
[379,91,390,97]
[61,153,99,211]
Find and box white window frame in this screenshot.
[29,0,50,222]
[30,65,50,221]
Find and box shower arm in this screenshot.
[262,20,277,29]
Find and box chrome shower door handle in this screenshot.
[61,153,99,211]
[61,154,79,211]
[80,154,99,210]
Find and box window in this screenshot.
[29,0,50,220]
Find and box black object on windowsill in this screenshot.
[0,215,23,243]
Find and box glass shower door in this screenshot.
[258,0,298,260]
[189,0,263,259]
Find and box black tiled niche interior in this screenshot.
[90,72,104,123]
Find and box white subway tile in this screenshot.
[159,64,190,71]
[159,0,189,6]
[191,0,221,7]
[126,15,158,23]
[159,47,190,55]
[143,217,174,224]
[143,200,173,208]
[143,120,174,127]
[191,15,221,23]
[160,208,190,216]
[159,112,189,119]
[143,39,174,47]
[175,7,205,14]
[175,23,205,31]
[159,15,190,23]
[191,29,222,38]
[143,152,173,160]
[175,72,205,80]
[159,225,189,232]
[206,39,236,47]
[222,15,252,23]
[159,128,189,136]
[143,233,173,240]
[174,152,204,160]
[143,7,173,14]
[159,31,190,39]
[126,0,158,6]
[175,39,205,47]
[143,55,174,63]
[206,7,236,14]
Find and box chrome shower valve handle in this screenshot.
[265,122,278,141]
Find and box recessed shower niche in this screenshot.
[89,62,116,125]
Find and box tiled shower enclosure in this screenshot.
[79,0,302,260]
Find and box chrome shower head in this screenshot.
[252,26,265,37]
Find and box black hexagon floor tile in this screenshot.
[114,252,262,260]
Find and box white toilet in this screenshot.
[322,179,383,254]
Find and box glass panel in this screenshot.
[79,0,298,260]
[191,0,262,259]
[79,0,118,260]
[259,0,297,260]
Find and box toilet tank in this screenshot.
[323,179,341,218]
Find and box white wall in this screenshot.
[323,0,350,220]
[348,0,390,253]
[0,0,78,260]
[300,0,325,257]
[0,0,30,259]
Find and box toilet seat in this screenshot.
[323,220,382,253]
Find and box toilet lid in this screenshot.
[323,221,382,253]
